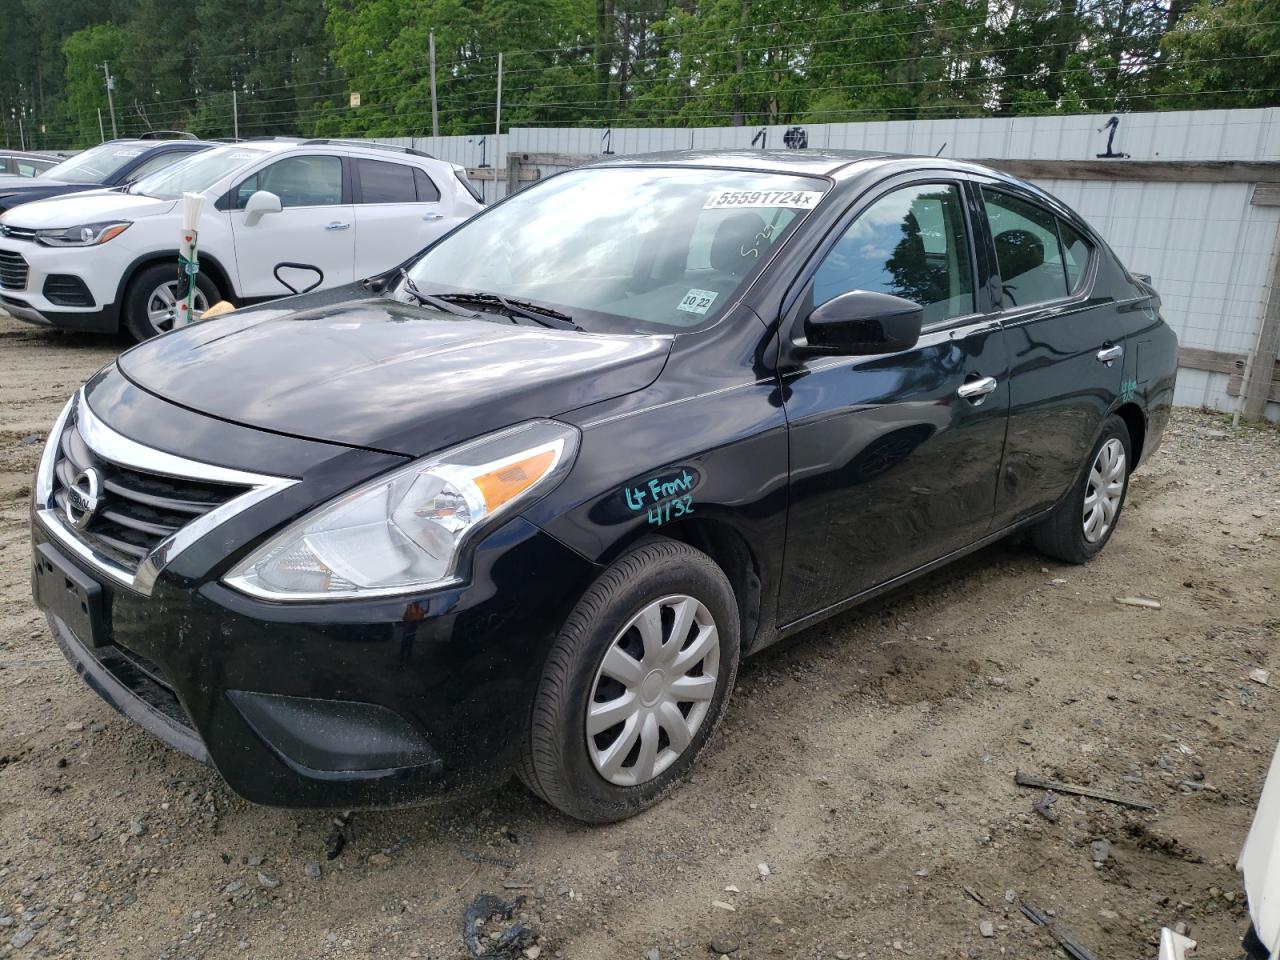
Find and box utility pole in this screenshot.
[18,117,24,151]
[97,108,105,142]
[428,30,439,139]
[232,89,239,139]
[494,52,502,154]
[101,62,118,139]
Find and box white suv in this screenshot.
[0,139,484,339]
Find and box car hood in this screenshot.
[0,174,50,190]
[116,298,672,456]
[0,190,177,226]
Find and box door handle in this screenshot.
[1096,343,1124,365]
[325,221,350,231]
[422,213,444,221]
[957,376,998,402]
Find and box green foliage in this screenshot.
[62,25,128,143]
[0,0,1274,150]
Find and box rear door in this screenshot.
[350,158,448,279]
[778,176,1010,624]
[974,183,1123,528]
[227,153,356,298]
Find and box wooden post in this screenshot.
[505,153,522,197]
[1241,217,1280,420]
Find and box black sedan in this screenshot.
[0,138,212,213]
[30,149,1177,822]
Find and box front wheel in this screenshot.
[123,263,220,341]
[519,539,740,823]
[1031,414,1132,564]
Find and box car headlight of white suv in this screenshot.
[35,221,132,247]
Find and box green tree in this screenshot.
[1159,0,1280,107]
[63,24,130,144]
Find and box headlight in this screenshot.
[224,420,579,601]
[35,221,131,247]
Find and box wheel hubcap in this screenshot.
[586,594,720,787]
[1082,437,1126,543]
[147,280,209,333]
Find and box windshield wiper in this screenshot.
[399,270,480,318]
[426,290,583,331]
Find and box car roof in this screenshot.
[590,148,893,177]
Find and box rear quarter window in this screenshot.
[1058,220,1094,293]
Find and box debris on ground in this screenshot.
[1014,771,1156,811]
[1250,668,1271,686]
[461,849,517,868]
[1089,839,1111,865]
[962,886,990,908]
[323,812,351,860]
[462,893,535,959]
[1114,596,1163,609]
[1033,790,1060,822]
[1020,900,1099,960]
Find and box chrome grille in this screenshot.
[0,225,36,242]
[51,409,250,572]
[0,249,28,290]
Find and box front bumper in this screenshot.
[33,514,595,807]
[0,240,120,333]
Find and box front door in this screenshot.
[778,179,1010,625]
[228,153,356,299]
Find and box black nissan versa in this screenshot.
[31,150,1177,822]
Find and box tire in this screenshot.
[123,263,220,341]
[1031,414,1133,564]
[519,538,740,823]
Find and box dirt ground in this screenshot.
[1,311,1278,960]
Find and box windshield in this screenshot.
[40,143,149,183]
[406,166,827,333]
[134,145,273,200]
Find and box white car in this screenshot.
[0,139,484,339]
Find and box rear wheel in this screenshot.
[1031,414,1132,564]
[520,538,740,823]
[123,263,219,341]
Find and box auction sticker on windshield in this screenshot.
[704,189,823,210]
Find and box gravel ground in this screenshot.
[0,312,1278,960]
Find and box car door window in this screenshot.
[235,155,343,208]
[1058,219,1093,293]
[356,159,416,204]
[981,188,1070,307]
[17,161,38,176]
[813,182,975,325]
[413,167,440,202]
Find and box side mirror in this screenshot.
[243,190,282,226]
[802,289,924,356]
